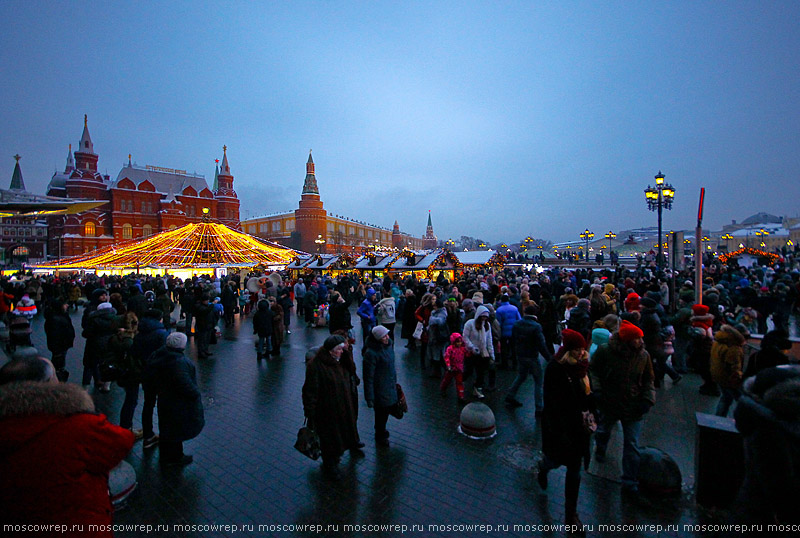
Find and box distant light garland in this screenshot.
[37,222,300,269]
[718,247,779,264]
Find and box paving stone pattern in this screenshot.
[14,307,730,537]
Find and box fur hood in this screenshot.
[715,324,746,346]
[736,366,800,440]
[0,382,94,419]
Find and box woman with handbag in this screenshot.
[363,325,398,447]
[537,329,595,534]
[302,335,363,480]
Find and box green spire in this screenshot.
[213,160,219,191]
[427,211,432,228]
[10,154,25,191]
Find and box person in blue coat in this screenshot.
[145,332,204,467]
[356,288,378,345]
[131,309,169,448]
[495,294,522,369]
[363,325,398,447]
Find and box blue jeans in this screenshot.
[594,416,644,488]
[361,320,375,345]
[507,356,544,411]
[715,386,741,417]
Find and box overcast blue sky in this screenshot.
[2,1,799,243]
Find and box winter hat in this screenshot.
[561,329,586,351]
[624,293,640,312]
[472,291,484,305]
[604,283,615,295]
[91,288,108,300]
[366,288,376,297]
[692,304,710,316]
[475,305,490,319]
[97,302,113,311]
[640,297,658,309]
[372,325,390,340]
[739,278,751,288]
[166,332,188,350]
[618,320,644,342]
[323,335,347,351]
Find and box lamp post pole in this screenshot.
[644,171,675,271]
[580,229,594,264]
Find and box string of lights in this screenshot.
[718,247,780,265]
[37,222,299,269]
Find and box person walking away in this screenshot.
[302,335,362,480]
[362,325,398,447]
[376,294,397,339]
[111,312,140,439]
[401,289,419,350]
[690,304,718,396]
[44,298,75,382]
[414,293,435,367]
[357,288,378,346]
[82,302,117,392]
[710,323,749,417]
[426,298,449,378]
[131,309,168,449]
[590,320,655,494]
[462,305,494,399]
[537,329,594,532]
[440,332,468,404]
[505,305,553,413]
[294,279,307,321]
[146,332,204,467]
[269,298,285,357]
[253,299,273,360]
[496,294,522,370]
[303,283,318,327]
[328,291,353,336]
[193,294,214,358]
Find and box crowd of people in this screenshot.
[0,255,798,532]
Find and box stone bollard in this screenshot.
[637,446,682,496]
[11,346,40,360]
[458,402,497,439]
[109,460,137,506]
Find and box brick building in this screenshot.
[241,152,428,254]
[47,116,240,258]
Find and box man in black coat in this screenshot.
[44,298,75,382]
[505,305,553,412]
[567,299,592,342]
[131,309,168,448]
[193,295,214,358]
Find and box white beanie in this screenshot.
[372,325,390,340]
[97,302,113,311]
[166,332,188,350]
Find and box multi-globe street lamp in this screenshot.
[644,171,675,269]
[604,231,616,253]
[580,229,594,263]
[314,234,326,253]
[721,233,734,251]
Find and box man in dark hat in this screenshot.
[590,320,656,495]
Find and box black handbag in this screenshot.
[294,419,321,460]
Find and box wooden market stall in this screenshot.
[354,251,401,280]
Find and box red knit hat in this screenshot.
[692,304,710,316]
[624,292,640,312]
[618,320,644,342]
[561,329,586,350]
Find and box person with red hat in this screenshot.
[590,319,655,495]
[537,328,594,529]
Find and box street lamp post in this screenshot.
[644,171,675,270]
[314,234,326,253]
[755,228,769,249]
[579,229,594,264]
[604,230,616,253]
[721,233,733,252]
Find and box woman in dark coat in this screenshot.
[302,335,362,479]
[146,332,204,466]
[269,298,284,357]
[400,289,418,350]
[538,329,594,531]
[81,302,117,391]
[328,291,353,335]
[253,299,273,360]
[44,298,75,382]
[363,325,398,447]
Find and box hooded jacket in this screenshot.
[462,305,494,359]
[710,324,746,389]
[732,367,800,524]
[443,332,469,372]
[362,334,398,408]
[0,382,133,534]
[252,299,273,338]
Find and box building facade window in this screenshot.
[286,220,295,231]
[122,224,132,239]
[85,222,95,237]
[143,224,152,237]
[272,221,281,232]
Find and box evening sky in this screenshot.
[1,1,798,243]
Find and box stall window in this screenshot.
[85,222,96,237]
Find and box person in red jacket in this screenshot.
[0,357,134,537]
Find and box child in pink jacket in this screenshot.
[441,332,469,404]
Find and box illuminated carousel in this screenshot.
[33,221,301,279]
